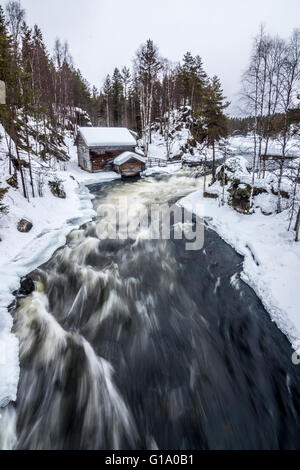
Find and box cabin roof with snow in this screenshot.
[78,127,136,148]
[113,151,146,166]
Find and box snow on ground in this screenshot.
[230,134,300,157]
[142,162,182,176]
[147,132,169,160]
[179,184,300,352]
[0,130,120,408]
[147,125,190,161]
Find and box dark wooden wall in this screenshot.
[77,134,137,173]
[114,158,145,175]
[90,147,136,172]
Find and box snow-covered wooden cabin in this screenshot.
[76,127,137,172]
[113,152,146,177]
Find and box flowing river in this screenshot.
[1,170,300,450]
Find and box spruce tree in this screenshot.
[111,68,124,126]
[195,76,229,180]
[102,75,112,126]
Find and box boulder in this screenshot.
[17,218,33,232]
[13,276,35,298]
[225,155,250,174]
[216,156,250,187]
[228,180,267,214]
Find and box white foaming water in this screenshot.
[230,273,240,290]
[0,406,17,450]
[15,292,67,363]
[10,289,137,449]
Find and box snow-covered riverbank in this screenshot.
[179,188,300,352]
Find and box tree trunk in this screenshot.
[203,153,207,195]
[288,162,300,230]
[11,119,28,200]
[26,125,35,198]
[212,139,216,181]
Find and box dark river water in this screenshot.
[3,172,300,450]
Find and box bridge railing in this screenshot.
[146,157,167,167]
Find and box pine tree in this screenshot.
[0,5,28,198]
[179,52,207,116]
[102,75,112,126]
[111,68,124,126]
[195,76,229,180]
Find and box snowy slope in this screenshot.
[230,134,300,157]
[147,125,190,160]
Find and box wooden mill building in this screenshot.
[76,127,137,172]
[113,152,146,177]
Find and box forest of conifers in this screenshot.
[1,0,300,222]
[0,1,229,146]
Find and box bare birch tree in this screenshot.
[162,60,177,160]
[134,40,162,155]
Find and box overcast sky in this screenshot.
[19,0,300,114]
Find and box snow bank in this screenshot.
[178,189,300,350]
[230,134,300,157]
[142,162,182,176]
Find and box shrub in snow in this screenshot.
[6,173,18,189]
[11,157,29,171]
[48,179,66,199]
[0,184,8,215]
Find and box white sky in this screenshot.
[18,0,300,114]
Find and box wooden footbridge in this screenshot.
[146,157,167,167]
